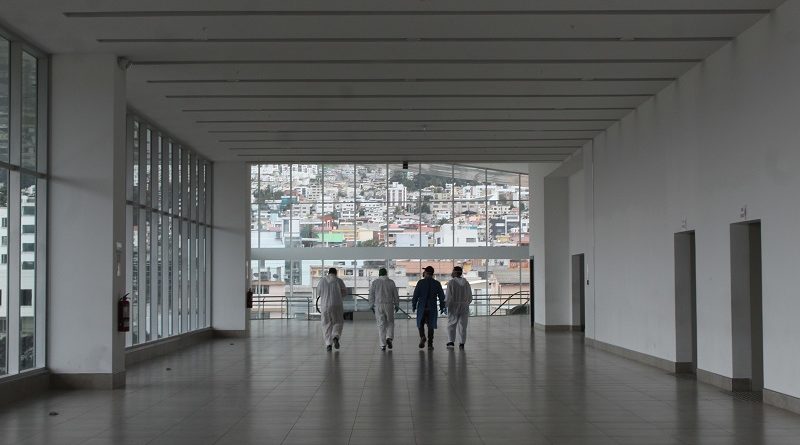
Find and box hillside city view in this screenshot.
[249,163,531,319]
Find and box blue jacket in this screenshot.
[412,277,446,329]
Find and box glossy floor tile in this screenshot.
[1,316,799,444]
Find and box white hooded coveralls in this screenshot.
[368,276,400,347]
[446,277,473,344]
[318,274,347,346]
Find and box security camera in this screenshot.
[117,57,132,70]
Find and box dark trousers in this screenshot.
[418,310,434,341]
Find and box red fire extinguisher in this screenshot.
[246,288,254,309]
[118,293,131,332]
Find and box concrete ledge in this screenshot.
[695,368,751,392]
[764,389,800,415]
[584,337,679,373]
[50,371,126,390]
[126,328,214,366]
[214,329,249,338]
[0,369,50,405]
[534,323,582,332]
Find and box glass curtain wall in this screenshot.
[0,30,48,377]
[125,114,212,347]
[249,163,529,319]
[251,163,528,250]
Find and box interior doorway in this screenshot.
[571,254,585,332]
[674,231,697,373]
[730,221,763,392]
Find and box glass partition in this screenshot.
[126,115,211,346]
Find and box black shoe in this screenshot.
[386,338,393,350]
[446,342,455,349]
[381,345,386,351]
[459,344,464,350]
[326,345,332,352]
[419,337,426,348]
[333,337,340,349]
[427,341,434,350]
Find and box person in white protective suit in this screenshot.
[368,268,400,351]
[445,266,473,350]
[318,267,348,351]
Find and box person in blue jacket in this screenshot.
[412,265,446,350]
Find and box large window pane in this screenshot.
[0,169,7,375]
[0,38,8,163]
[20,52,37,170]
[131,206,139,345]
[387,164,418,247]
[488,259,527,316]
[19,174,36,370]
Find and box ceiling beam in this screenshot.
[65,10,772,18]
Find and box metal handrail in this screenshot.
[490,290,531,316]
[251,294,290,319]
[315,293,412,317]
[352,293,412,318]
[303,292,531,318]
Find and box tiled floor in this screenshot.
[2,316,800,444]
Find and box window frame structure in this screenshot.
[0,25,48,379]
[251,163,528,250]
[125,112,212,347]
[249,163,529,319]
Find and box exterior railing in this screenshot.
[251,291,531,320]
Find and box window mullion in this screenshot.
[6,169,21,375]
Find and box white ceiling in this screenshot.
[0,0,786,163]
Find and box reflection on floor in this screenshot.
[1,316,800,444]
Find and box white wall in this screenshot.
[584,0,800,399]
[211,162,249,332]
[568,171,585,257]
[48,54,127,379]
[568,170,586,326]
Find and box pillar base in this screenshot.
[50,371,126,390]
[214,329,249,338]
[534,323,583,332]
[696,369,751,392]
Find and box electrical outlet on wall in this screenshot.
[740,205,748,219]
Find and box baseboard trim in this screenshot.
[534,323,583,332]
[695,368,751,392]
[50,371,126,390]
[584,337,679,373]
[0,369,50,405]
[214,329,249,338]
[764,389,800,415]
[126,328,214,366]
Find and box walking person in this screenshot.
[318,267,347,351]
[446,266,473,350]
[412,266,446,350]
[369,268,400,351]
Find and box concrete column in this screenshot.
[582,142,597,338]
[529,163,558,326]
[211,162,248,336]
[544,176,571,326]
[48,54,127,388]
